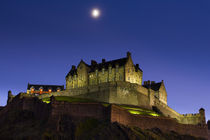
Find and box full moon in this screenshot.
[91,8,100,18]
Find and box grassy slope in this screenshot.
[42,96,160,117]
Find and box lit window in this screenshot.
[39,87,43,94]
[102,68,104,74]
[49,89,52,93]
[128,77,130,80]
[31,87,34,94]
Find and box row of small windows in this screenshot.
[69,75,141,83]
[127,68,135,73]
[30,87,61,93]
[69,75,123,85]
[68,71,123,82]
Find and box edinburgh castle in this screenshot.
[4,52,210,139]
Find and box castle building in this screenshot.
[66,52,143,88]
[5,52,208,139]
[20,52,205,126]
[65,52,167,105]
[27,83,64,94]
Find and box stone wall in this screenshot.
[208,130,210,140]
[2,94,208,139]
[110,105,208,139]
[158,82,167,105]
[38,81,152,109]
[0,94,50,120]
[30,81,204,126]
[50,97,110,121]
[125,52,142,85]
[19,80,204,126]
[154,98,203,125]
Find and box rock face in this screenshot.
[0,111,206,140]
[208,120,210,140]
[0,95,207,140]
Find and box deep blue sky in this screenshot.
[0,0,210,120]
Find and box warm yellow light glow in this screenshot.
[92,8,100,18]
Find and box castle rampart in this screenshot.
[110,105,208,139]
[33,81,206,126]
[3,94,208,139]
[38,81,152,109]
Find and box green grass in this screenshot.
[42,96,160,117]
[42,96,97,104]
[118,105,160,117]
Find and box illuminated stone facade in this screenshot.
[65,52,168,106]
[66,52,142,89]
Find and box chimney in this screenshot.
[136,64,139,68]
[91,60,97,66]
[102,59,106,63]
[127,51,131,57]
[72,65,76,70]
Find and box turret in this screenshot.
[127,51,131,58]
[7,90,14,104]
[199,108,206,125]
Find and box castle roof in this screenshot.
[89,57,128,72]
[27,84,64,92]
[66,53,143,78]
[143,82,162,91]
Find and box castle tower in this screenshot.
[207,120,210,130]
[7,90,13,104]
[199,108,206,125]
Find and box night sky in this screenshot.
[0,0,210,120]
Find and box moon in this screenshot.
[91,8,100,18]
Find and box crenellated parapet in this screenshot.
[153,97,206,125]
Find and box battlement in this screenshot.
[182,113,200,117]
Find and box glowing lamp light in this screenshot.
[40,88,43,94]
[91,8,100,18]
[31,88,34,94]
